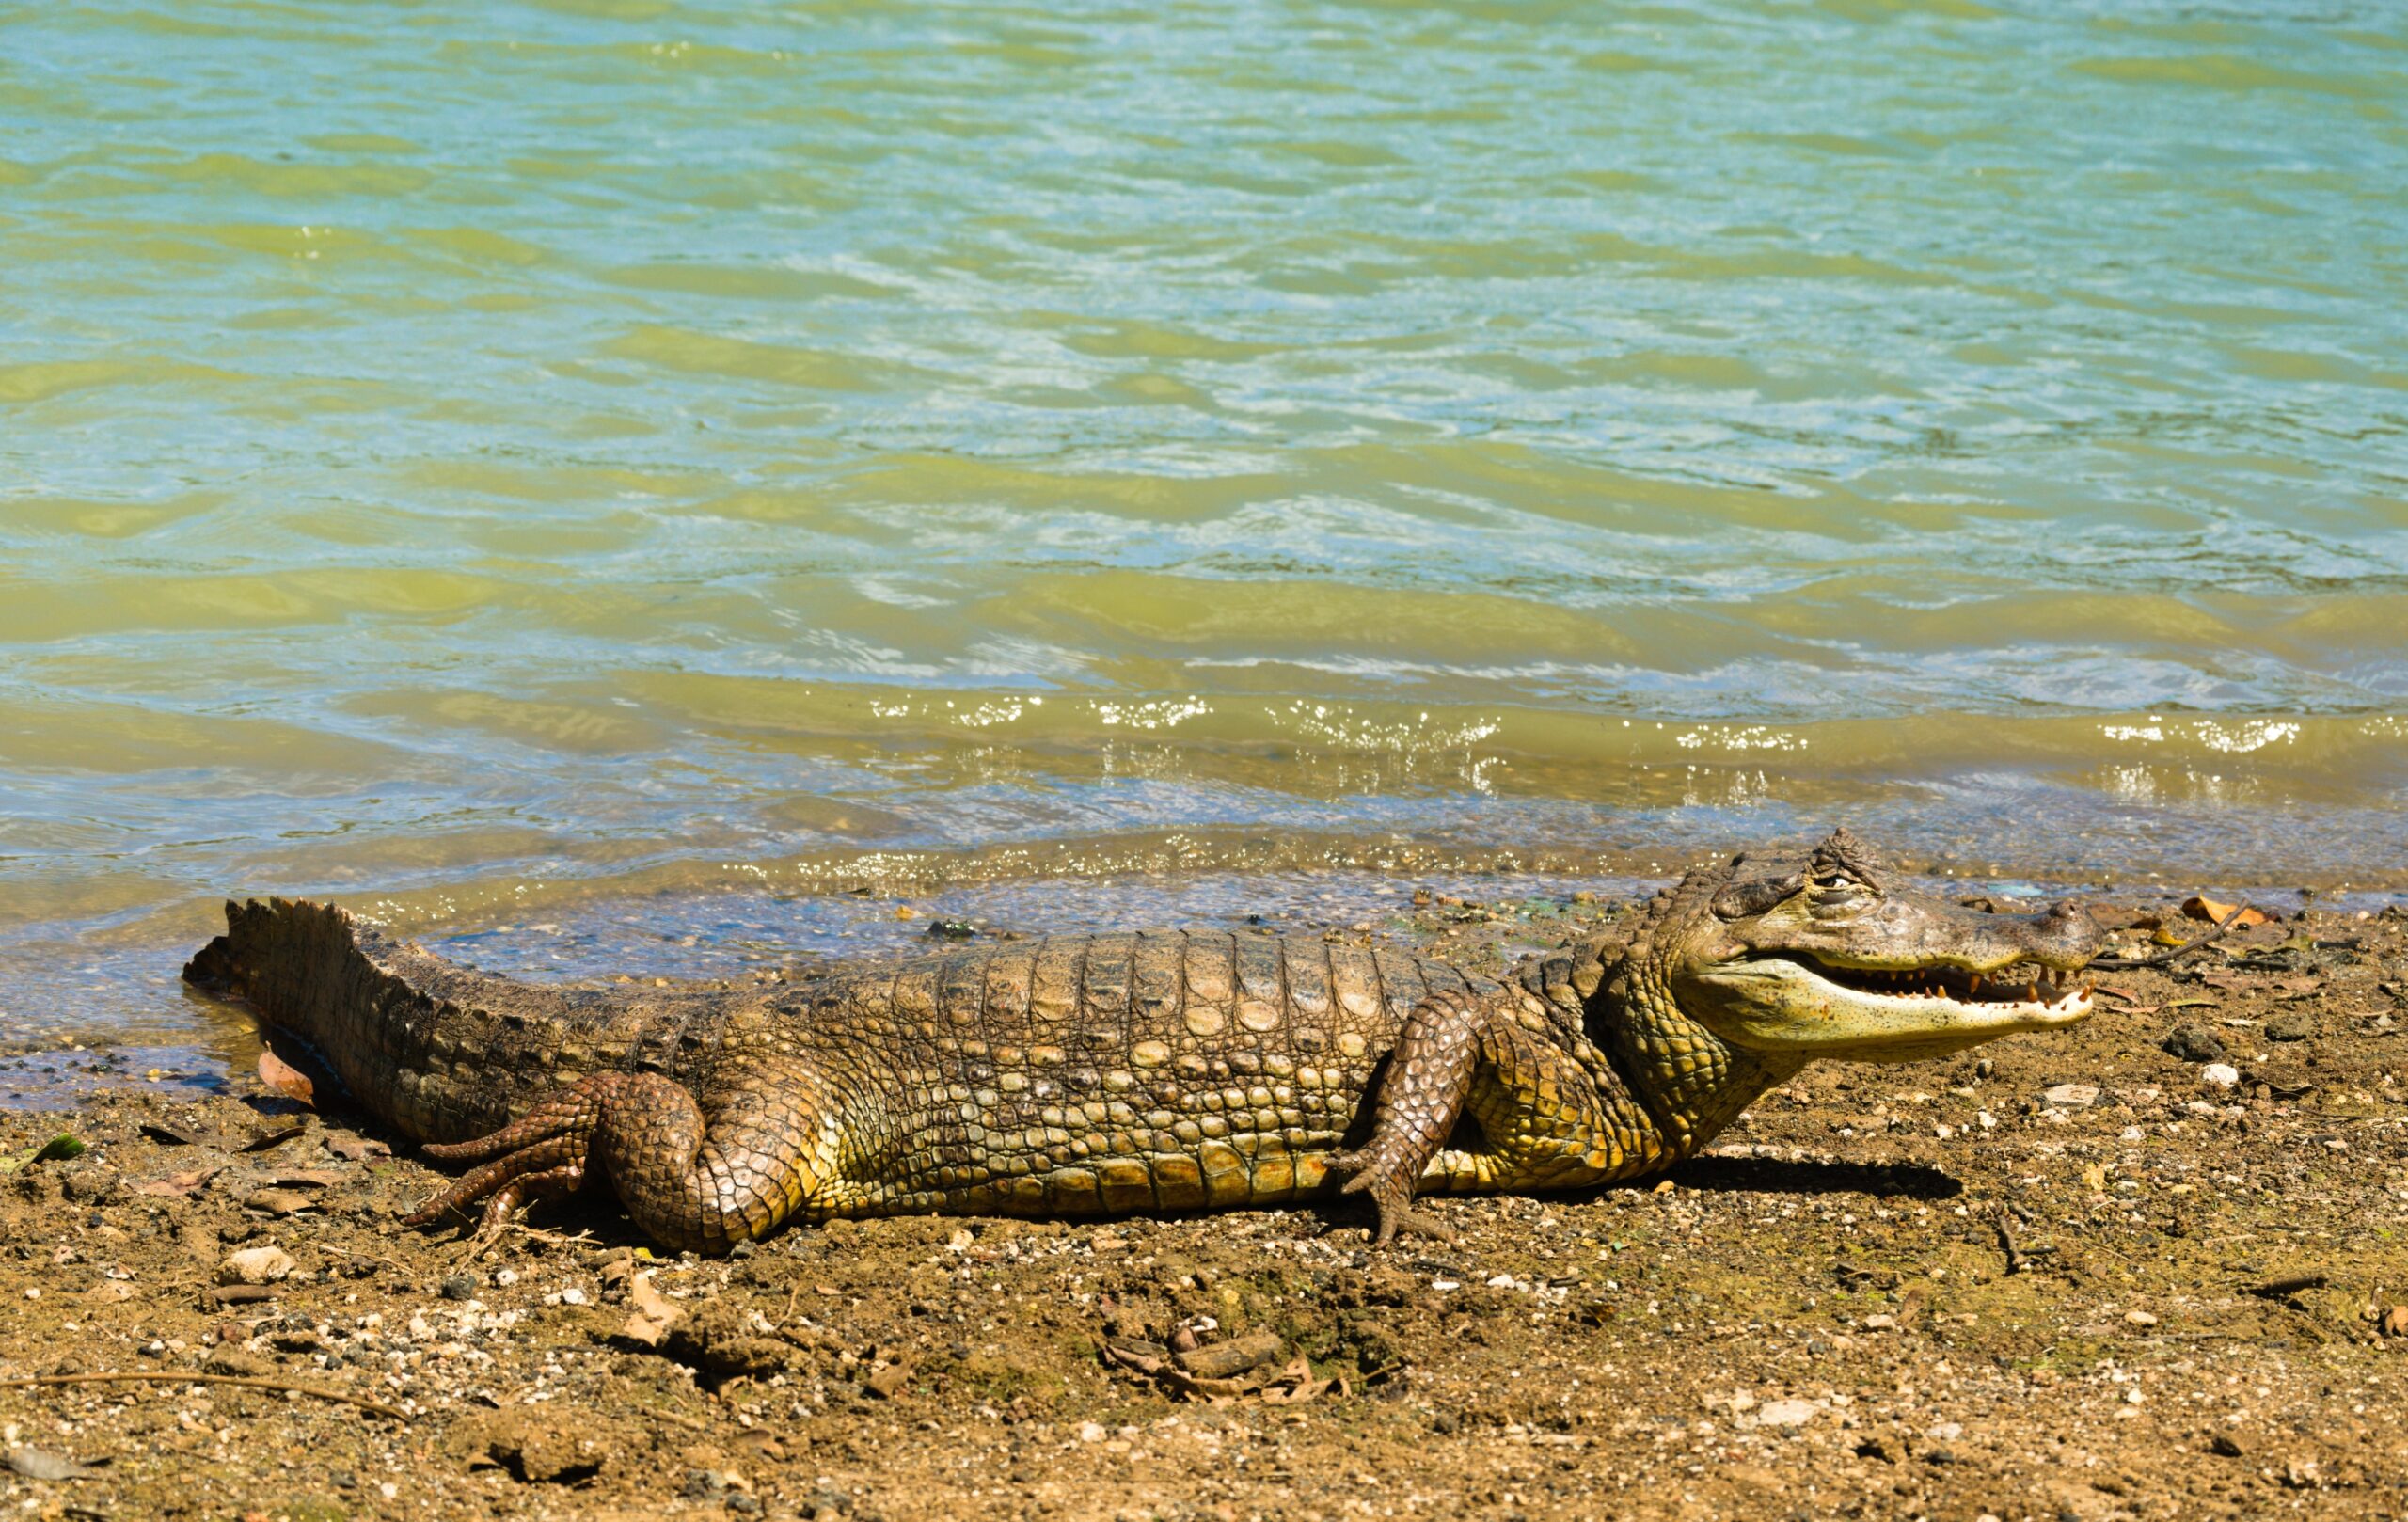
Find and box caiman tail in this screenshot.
[183,898,728,1145]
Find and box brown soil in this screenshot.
[2,890,2405,1521]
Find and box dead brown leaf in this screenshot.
[245,1189,317,1217]
[239,1124,306,1153]
[138,1123,219,1149]
[1104,1340,1339,1406]
[132,1165,225,1198]
[325,1134,390,1162]
[2182,896,2269,928]
[257,1052,316,1107]
[1175,1328,1285,1380]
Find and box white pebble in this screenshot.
[2200,1063,2241,1089]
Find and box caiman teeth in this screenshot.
[1794,954,2092,1009]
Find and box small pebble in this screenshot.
[2200,1063,2241,1089]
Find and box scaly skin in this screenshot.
[182,829,2103,1252]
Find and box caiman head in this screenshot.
[1650,828,2102,1064]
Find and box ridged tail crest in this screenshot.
[183,897,723,1144]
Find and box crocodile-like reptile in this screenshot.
[183,830,2100,1252]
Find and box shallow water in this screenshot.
[3,1,2405,1053]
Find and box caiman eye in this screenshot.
[1811,873,1872,908]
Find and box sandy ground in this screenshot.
[1,889,2404,1521]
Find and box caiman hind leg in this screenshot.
[1329,991,1640,1246]
[405,1067,839,1254]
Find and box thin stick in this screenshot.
[2093,903,2256,971]
[0,1371,409,1421]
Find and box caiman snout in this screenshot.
[2017,899,2104,969]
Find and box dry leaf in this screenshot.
[239,1124,307,1153]
[245,1188,317,1217]
[132,1165,225,1198]
[1106,1340,1337,1406]
[2181,896,2268,928]
[325,1134,390,1162]
[269,1170,346,1188]
[138,1123,218,1148]
[257,1052,316,1107]
[1174,1329,1284,1381]
[620,1271,682,1348]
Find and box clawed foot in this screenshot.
[404,1085,601,1243]
[1328,1148,1459,1247]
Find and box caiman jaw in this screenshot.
[1683,950,2096,1061]
[1782,952,2094,1018]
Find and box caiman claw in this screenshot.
[1327,1146,1459,1247]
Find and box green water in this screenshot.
[3,1,2406,1048]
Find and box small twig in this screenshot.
[1994,1214,2031,1275]
[0,1371,408,1420]
[1994,1213,2059,1276]
[2093,904,2256,971]
[510,1223,596,1249]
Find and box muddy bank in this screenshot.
[1,890,2404,1520]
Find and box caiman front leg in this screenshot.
[404,1068,837,1254]
[1330,990,1639,1246]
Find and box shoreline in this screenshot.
[5,869,2405,1102]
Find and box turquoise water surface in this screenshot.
[2,1,2404,1049]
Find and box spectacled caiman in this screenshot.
[182,829,2102,1253]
